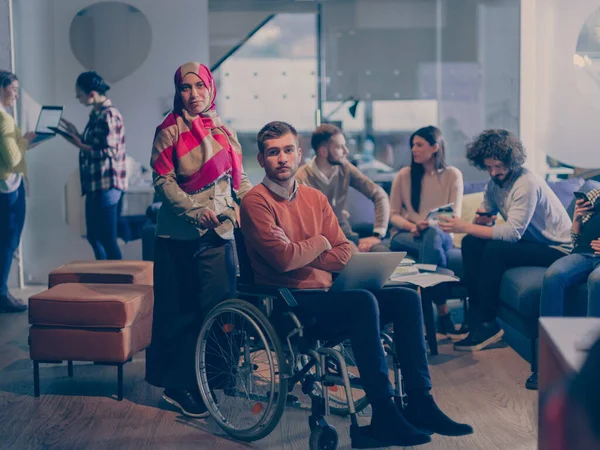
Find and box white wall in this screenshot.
[529,0,600,169]
[13,0,209,284]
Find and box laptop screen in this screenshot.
[35,106,63,134]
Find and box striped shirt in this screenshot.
[79,99,127,195]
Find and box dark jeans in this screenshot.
[462,235,565,324]
[146,232,236,390]
[390,228,454,306]
[294,287,431,403]
[0,181,26,296]
[85,189,122,260]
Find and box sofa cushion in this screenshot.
[547,177,585,210]
[29,283,154,328]
[463,180,487,195]
[49,260,153,287]
[499,267,547,318]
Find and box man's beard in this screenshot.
[492,170,513,187]
[327,155,344,166]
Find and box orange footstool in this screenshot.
[28,283,154,400]
[48,260,153,288]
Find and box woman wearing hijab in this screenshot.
[0,70,38,313]
[145,62,252,417]
[59,71,127,260]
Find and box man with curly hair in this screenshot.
[438,129,572,354]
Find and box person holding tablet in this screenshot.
[0,70,40,313]
[388,126,464,337]
[58,71,127,260]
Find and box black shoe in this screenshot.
[366,398,431,447]
[162,389,209,418]
[437,314,468,340]
[0,294,27,313]
[404,394,474,437]
[525,372,538,390]
[453,320,504,352]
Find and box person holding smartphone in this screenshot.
[438,130,572,368]
[540,190,600,316]
[58,71,127,260]
[389,126,464,337]
[0,71,41,313]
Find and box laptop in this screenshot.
[328,252,407,292]
[30,106,63,145]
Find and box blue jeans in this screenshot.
[294,287,431,402]
[85,189,123,260]
[540,253,600,317]
[390,227,453,267]
[390,227,454,306]
[0,180,26,295]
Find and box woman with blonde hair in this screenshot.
[0,70,38,313]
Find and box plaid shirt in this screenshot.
[79,99,127,195]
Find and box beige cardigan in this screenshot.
[390,166,464,225]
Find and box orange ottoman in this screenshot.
[48,260,153,288]
[29,283,154,400]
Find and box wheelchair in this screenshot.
[194,229,405,450]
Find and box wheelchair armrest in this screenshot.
[237,283,299,307]
[237,284,329,308]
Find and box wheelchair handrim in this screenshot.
[195,305,281,438]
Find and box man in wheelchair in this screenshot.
[239,121,473,447]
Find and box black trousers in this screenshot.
[145,232,236,390]
[294,287,431,403]
[461,235,565,324]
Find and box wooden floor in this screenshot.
[0,287,537,450]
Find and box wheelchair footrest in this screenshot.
[350,424,394,450]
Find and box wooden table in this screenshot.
[538,318,600,447]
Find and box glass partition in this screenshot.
[213,13,317,185]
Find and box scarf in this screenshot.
[582,188,600,225]
[150,62,242,193]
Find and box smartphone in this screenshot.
[426,203,454,221]
[573,191,589,202]
[476,211,496,217]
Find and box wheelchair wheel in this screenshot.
[309,425,339,450]
[327,340,369,416]
[196,299,289,442]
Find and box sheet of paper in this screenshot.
[387,273,459,288]
[414,264,437,272]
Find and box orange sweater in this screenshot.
[240,183,352,289]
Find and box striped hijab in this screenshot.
[151,62,242,193]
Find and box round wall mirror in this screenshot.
[69,2,152,83]
[574,7,600,110]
